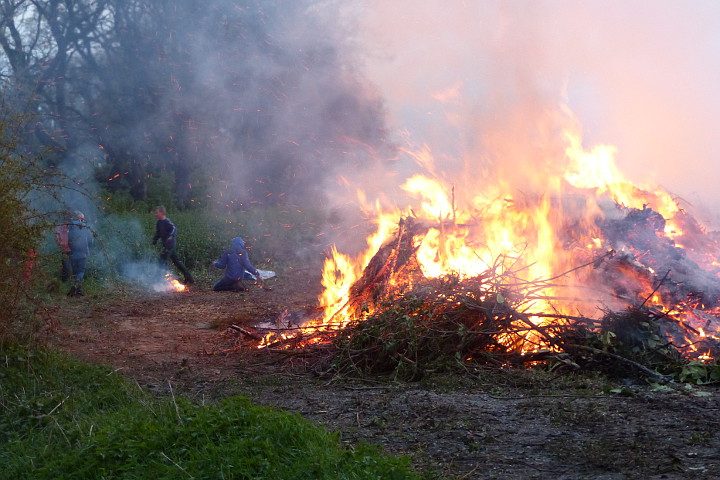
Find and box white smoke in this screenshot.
[349,1,720,227]
[120,261,182,293]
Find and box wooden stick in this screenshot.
[228,324,261,340]
[640,269,671,308]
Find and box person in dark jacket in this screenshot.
[151,205,194,285]
[67,211,94,297]
[213,237,262,291]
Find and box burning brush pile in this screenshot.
[330,212,720,381]
[249,130,720,382]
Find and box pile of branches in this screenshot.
[330,274,690,382]
[245,214,720,383]
[322,213,700,380]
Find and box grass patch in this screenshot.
[138,206,330,269]
[0,344,420,480]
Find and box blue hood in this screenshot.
[231,237,245,252]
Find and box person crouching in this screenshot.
[213,237,263,292]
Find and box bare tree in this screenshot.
[0,0,390,209]
[0,0,110,158]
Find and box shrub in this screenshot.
[0,126,47,338]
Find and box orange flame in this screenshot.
[312,122,718,358]
[152,273,186,293]
[170,278,187,292]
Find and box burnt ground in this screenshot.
[44,263,720,480]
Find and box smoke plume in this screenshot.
[350,1,720,227]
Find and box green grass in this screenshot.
[137,206,330,268]
[0,344,419,480]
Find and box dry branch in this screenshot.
[228,324,261,340]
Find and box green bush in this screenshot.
[0,128,47,338]
[0,344,419,480]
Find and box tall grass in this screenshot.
[33,205,334,293]
[173,206,331,266]
[0,344,420,480]
[94,206,330,273]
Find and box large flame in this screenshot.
[313,119,720,358]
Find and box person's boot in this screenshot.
[67,285,77,297]
[183,275,195,285]
[75,285,85,296]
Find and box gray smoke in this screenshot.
[350,1,720,227]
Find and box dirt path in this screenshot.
[46,267,720,480]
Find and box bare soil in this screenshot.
[45,265,720,480]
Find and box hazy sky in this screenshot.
[348,1,720,225]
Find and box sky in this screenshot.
[345,1,720,227]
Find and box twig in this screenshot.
[564,343,677,386]
[256,322,347,333]
[522,313,603,324]
[543,250,615,284]
[228,324,261,340]
[45,395,69,416]
[263,346,332,355]
[168,381,181,422]
[511,310,553,345]
[161,452,194,479]
[640,269,670,308]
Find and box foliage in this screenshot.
[23,201,330,296]
[0,344,419,480]
[332,276,503,381]
[678,360,720,385]
[135,205,330,270]
[102,172,177,214]
[552,307,687,380]
[0,127,48,338]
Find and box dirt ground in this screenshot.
[45,264,720,480]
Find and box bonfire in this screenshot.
[239,125,720,381]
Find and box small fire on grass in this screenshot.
[151,273,187,293]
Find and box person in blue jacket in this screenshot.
[213,237,263,291]
[67,211,94,297]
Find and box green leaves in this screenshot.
[679,360,720,385]
[0,136,52,337]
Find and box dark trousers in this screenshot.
[60,253,72,282]
[160,247,193,282]
[70,257,87,285]
[213,276,246,291]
